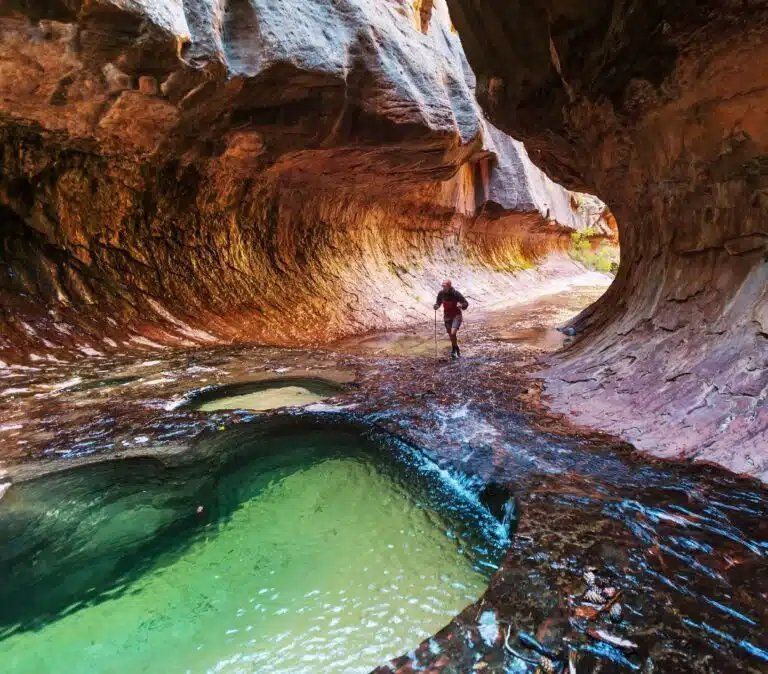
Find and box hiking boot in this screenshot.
[455,345,461,358]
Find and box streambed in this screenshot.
[184,378,344,412]
[0,286,766,673]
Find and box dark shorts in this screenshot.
[444,314,463,333]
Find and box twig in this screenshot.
[503,625,539,665]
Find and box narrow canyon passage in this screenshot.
[445,0,768,477]
[1,0,767,672]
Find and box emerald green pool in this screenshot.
[0,420,506,673]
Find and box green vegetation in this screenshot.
[569,227,620,275]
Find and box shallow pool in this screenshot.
[0,420,506,673]
[186,378,344,412]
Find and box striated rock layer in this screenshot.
[447,0,768,479]
[0,0,606,363]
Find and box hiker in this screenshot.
[434,279,468,359]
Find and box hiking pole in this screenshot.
[434,309,438,360]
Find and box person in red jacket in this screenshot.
[434,279,469,358]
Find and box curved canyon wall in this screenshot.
[447,0,768,477]
[0,0,606,363]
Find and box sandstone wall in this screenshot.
[447,0,768,478]
[0,1,603,363]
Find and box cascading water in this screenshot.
[0,288,765,673]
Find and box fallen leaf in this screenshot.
[586,628,638,651]
[574,605,599,620]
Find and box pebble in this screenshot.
[138,75,158,96]
[102,63,132,93]
[584,588,604,604]
[537,656,556,673]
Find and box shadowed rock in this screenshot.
[446,0,768,479]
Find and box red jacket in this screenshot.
[435,288,468,319]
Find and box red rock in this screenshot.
[0,0,607,372]
[138,75,158,96]
[447,0,768,480]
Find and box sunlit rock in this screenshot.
[0,0,609,363]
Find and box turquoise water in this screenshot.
[0,421,505,673]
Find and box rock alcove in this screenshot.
[0,0,764,472]
[445,0,768,476]
[0,3,767,672]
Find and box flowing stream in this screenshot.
[0,285,765,673]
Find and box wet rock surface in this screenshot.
[0,1,766,668]
[1,282,766,673]
[445,0,768,479]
